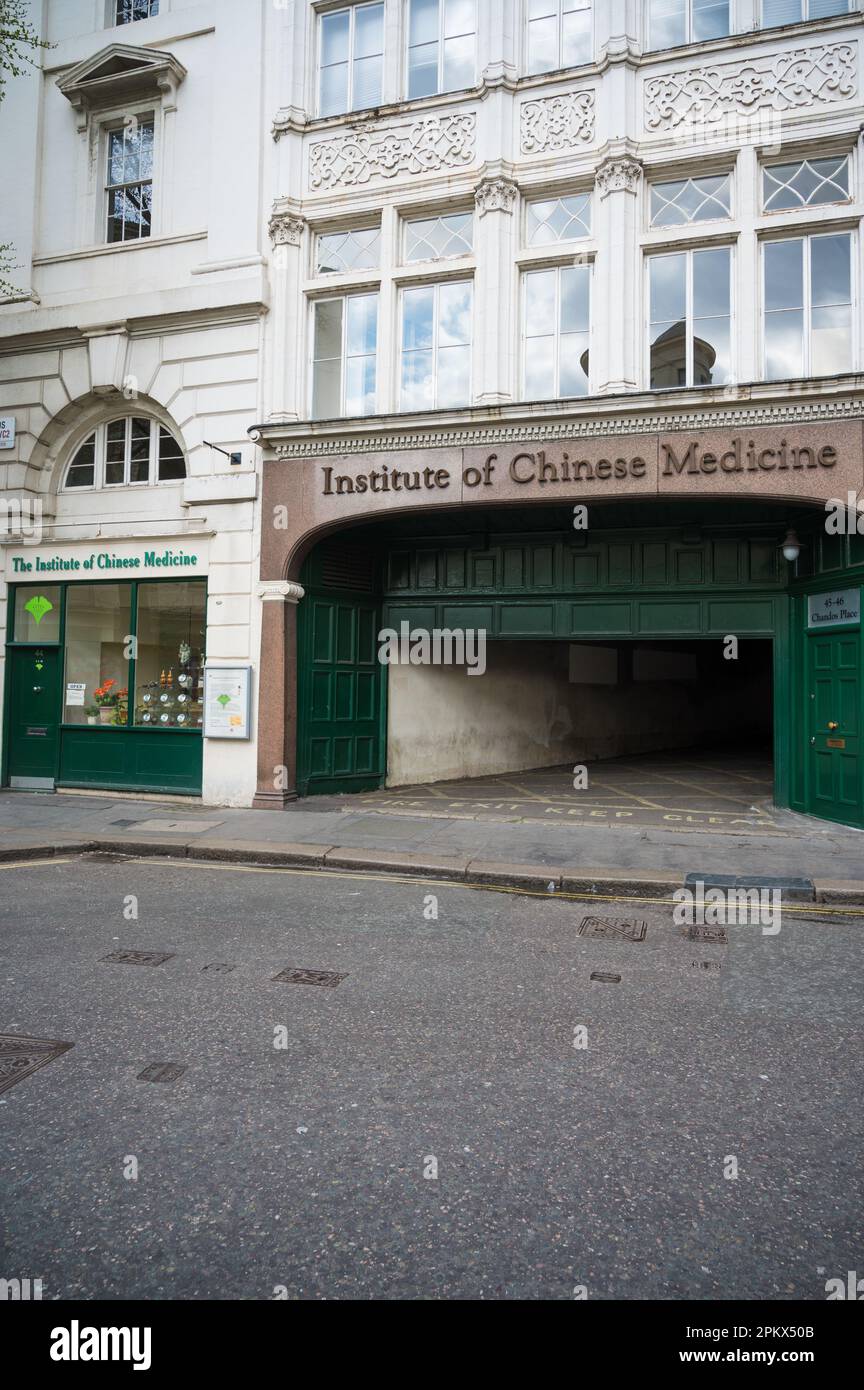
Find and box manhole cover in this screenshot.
[0,1033,74,1095]
[101,950,175,966]
[201,963,235,974]
[590,971,621,983]
[272,966,348,988]
[686,925,728,944]
[137,1062,186,1083]
[579,916,646,942]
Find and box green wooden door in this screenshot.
[298,594,384,796]
[806,629,862,826]
[7,646,61,788]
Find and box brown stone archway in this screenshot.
[251,416,863,807]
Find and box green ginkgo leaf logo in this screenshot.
[24,595,53,626]
[216,693,231,708]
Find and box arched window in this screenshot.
[64,417,185,490]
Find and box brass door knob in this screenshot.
[828,721,839,730]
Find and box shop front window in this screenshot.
[13,585,62,643]
[134,582,206,729]
[63,584,133,726]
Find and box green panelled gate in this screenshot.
[297,506,864,827]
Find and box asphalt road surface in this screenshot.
[0,853,861,1300]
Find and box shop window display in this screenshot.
[134,582,206,728]
[63,584,133,726]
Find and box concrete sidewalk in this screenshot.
[0,787,861,903]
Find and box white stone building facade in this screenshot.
[2,1,864,818]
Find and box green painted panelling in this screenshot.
[569,602,632,634]
[571,552,601,586]
[637,601,701,634]
[383,531,786,599]
[472,554,496,588]
[58,729,202,794]
[312,601,333,660]
[713,540,741,584]
[389,552,411,589]
[446,550,466,587]
[499,604,555,636]
[532,546,555,586]
[707,600,775,633]
[441,605,495,630]
[674,549,704,586]
[503,548,524,587]
[385,605,437,629]
[417,551,438,588]
[750,540,779,584]
[642,543,667,585]
[608,544,633,586]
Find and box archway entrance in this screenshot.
[297,500,793,806]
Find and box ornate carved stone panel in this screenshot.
[520,90,596,154]
[644,42,857,133]
[309,113,476,190]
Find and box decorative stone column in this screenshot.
[593,150,643,395]
[252,580,305,809]
[473,171,519,405]
[267,203,306,423]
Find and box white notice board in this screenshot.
[203,666,252,739]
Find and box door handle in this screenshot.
[827,721,839,730]
[32,685,43,693]
[810,736,815,745]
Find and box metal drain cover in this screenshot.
[0,1033,74,1095]
[272,966,348,988]
[201,963,235,974]
[590,971,622,983]
[137,1062,186,1083]
[101,950,175,966]
[109,819,141,828]
[579,916,646,942]
[686,925,728,944]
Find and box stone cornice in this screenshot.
[250,382,864,459]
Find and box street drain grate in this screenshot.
[579,916,647,942]
[272,966,348,988]
[101,950,175,967]
[0,1033,74,1095]
[590,971,622,983]
[686,925,728,944]
[109,819,141,828]
[201,963,235,974]
[690,960,722,972]
[137,1062,186,1083]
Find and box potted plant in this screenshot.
[94,678,122,724]
[84,704,99,725]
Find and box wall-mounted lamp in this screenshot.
[780,528,802,563]
[203,440,242,466]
